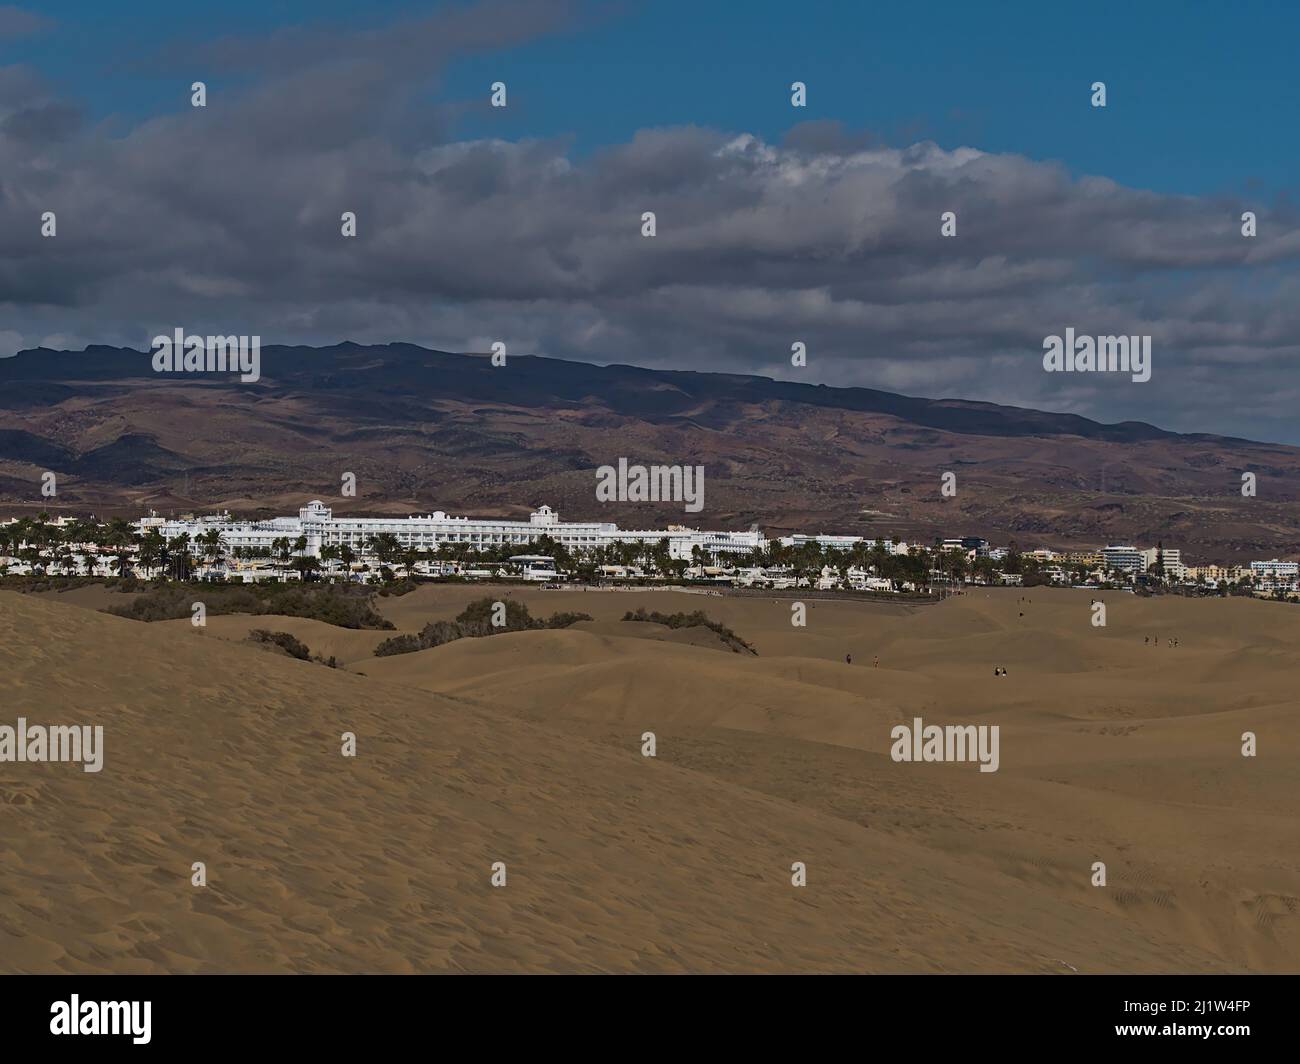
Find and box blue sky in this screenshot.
[12,0,1298,197]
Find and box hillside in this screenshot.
[1,343,1298,559]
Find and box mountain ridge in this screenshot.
[3,342,1257,444]
[1,343,1296,561]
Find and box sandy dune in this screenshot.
[1,585,1296,972]
[157,613,393,665]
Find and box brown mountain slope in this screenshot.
[1,343,1298,559]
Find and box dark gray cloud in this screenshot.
[1,100,81,142]
[1,3,1298,443]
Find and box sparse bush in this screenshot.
[621,608,756,654]
[373,633,425,656]
[372,597,591,657]
[104,582,394,629]
[545,611,595,629]
[455,597,537,635]
[248,629,312,660]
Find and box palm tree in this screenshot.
[9,516,44,573]
[54,542,76,575]
[401,546,420,578]
[167,533,193,581]
[196,529,225,576]
[319,544,340,580]
[367,533,401,567]
[102,519,139,578]
[573,547,600,585]
[532,534,574,577]
[271,536,292,579]
[793,542,823,588]
[84,519,108,575]
[138,530,166,579]
[26,514,54,573]
[835,552,852,588]
[292,554,321,582]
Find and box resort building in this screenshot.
[1185,564,1246,586]
[778,534,864,552]
[1249,558,1299,578]
[1102,545,1145,574]
[144,502,765,563]
[1141,547,1185,580]
[507,555,560,581]
[1249,559,1300,591]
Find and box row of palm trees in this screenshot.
[0,515,274,581]
[0,516,547,583]
[0,514,143,578]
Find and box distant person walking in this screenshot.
[846,653,852,665]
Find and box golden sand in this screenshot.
[2,585,1296,972]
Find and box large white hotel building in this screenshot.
[139,502,766,561]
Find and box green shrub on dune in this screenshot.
[248,629,312,660]
[105,583,395,629]
[373,597,592,657]
[621,608,756,654]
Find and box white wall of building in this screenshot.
[144,503,765,563]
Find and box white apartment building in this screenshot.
[144,502,765,563]
[779,534,864,552]
[1140,547,1185,579]
[1249,558,1299,577]
[1249,559,1300,590]
[1102,545,1145,574]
